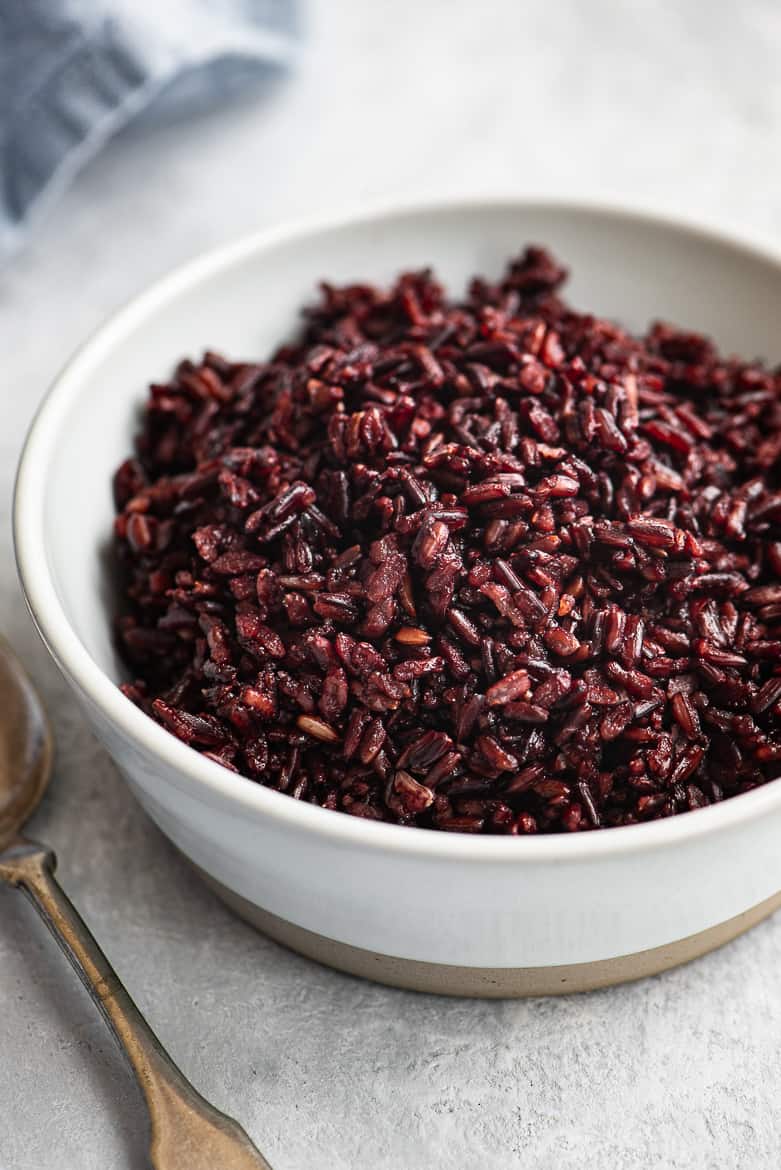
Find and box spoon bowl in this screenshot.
[0,636,52,851]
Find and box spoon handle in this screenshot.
[0,838,272,1170]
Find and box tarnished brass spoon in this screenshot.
[0,638,272,1170]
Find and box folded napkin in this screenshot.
[0,0,298,256]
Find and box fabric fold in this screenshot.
[0,0,298,257]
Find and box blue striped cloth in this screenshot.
[0,0,298,256]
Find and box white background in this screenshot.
[2,2,781,1167]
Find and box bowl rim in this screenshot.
[14,192,781,864]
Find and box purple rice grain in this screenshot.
[114,246,781,833]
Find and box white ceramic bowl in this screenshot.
[14,199,781,996]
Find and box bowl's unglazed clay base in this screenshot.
[197,869,781,997]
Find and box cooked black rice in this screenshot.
[114,247,781,833]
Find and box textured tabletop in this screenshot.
[2,3,781,1168]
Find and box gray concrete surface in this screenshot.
[2,3,781,1167]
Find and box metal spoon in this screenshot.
[0,637,273,1170]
